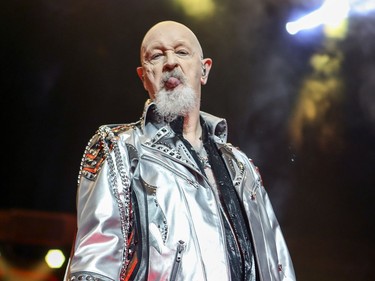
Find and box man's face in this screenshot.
[138,22,206,102]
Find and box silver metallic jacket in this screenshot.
[65,100,296,281]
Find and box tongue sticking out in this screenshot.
[165,77,181,90]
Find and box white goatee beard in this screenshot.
[154,85,198,122]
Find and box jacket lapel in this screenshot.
[142,125,204,176]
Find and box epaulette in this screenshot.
[78,124,134,183]
[110,123,136,136]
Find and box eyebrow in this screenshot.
[144,40,194,53]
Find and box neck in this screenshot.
[182,109,202,150]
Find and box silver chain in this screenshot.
[99,126,131,280]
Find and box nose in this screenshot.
[163,51,178,71]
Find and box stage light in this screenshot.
[286,0,350,35]
[45,249,65,269]
[350,0,375,14]
[173,0,215,18]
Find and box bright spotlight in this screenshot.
[350,0,375,14]
[286,0,350,35]
[45,249,66,269]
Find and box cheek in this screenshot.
[190,69,202,86]
[144,67,159,82]
[143,69,161,95]
[187,64,202,80]
[145,73,158,89]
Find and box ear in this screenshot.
[136,66,144,81]
[136,66,148,91]
[200,58,212,85]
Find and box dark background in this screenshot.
[1,0,375,280]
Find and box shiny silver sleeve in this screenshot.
[242,154,296,281]
[65,129,132,281]
[67,162,124,281]
[257,175,296,280]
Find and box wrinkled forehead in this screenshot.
[140,21,203,61]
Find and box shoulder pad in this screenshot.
[79,124,134,182]
[80,132,107,182]
[108,123,135,136]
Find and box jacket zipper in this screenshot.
[169,240,186,281]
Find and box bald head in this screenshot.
[140,21,203,64]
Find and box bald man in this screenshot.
[64,21,296,281]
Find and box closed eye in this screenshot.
[150,53,163,60]
[176,49,189,56]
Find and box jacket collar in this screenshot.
[140,99,228,143]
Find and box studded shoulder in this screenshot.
[78,124,134,183]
